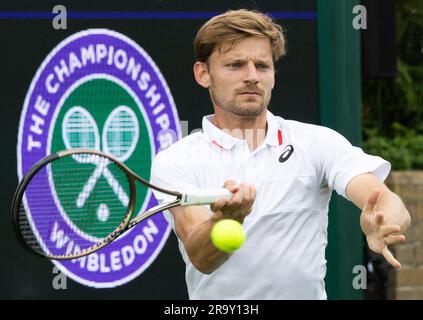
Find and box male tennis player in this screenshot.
[151,9,411,299]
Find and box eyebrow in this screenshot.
[223,57,273,64]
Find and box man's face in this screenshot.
[206,37,275,117]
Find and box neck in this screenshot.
[212,108,268,151]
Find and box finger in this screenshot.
[226,186,244,207]
[242,183,255,201]
[385,234,406,245]
[375,211,385,225]
[223,180,240,193]
[382,246,401,269]
[210,198,229,212]
[362,189,380,215]
[244,185,256,213]
[240,183,250,200]
[381,224,401,236]
[249,185,257,203]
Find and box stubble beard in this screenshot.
[209,81,271,118]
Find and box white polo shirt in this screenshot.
[150,110,390,300]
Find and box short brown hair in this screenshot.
[194,9,286,63]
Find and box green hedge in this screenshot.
[363,123,423,170]
[362,0,423,170]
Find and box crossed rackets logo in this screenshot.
[62,105,139,222]
[19,29,178,288]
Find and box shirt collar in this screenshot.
[202,114,240,149]
[202,110,284,150]
[264,110,284,147]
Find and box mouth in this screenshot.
[238,91,262,96]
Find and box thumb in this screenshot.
[362,189,380,215]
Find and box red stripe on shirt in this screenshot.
[277,130,283,145]
[211,140,223,149]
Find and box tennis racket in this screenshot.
[12,148,232,260]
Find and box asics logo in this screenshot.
[279,145,294,163]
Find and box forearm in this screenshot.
[170,205,232,274]
[184,217,230,274]
[171,181,254,274]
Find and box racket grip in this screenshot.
[181,188,233,206]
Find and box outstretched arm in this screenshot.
[169,181,256,274]
[346,173,411,269]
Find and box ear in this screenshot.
[193,62,210,88]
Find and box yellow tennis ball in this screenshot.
[211,219,245,252]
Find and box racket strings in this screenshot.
[18,205,47,254]
[16,153,133,258]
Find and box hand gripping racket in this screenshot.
[11,148,232,260]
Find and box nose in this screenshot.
[244,61,259,84]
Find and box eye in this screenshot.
[256,63,271,70]
[226,62,242,69]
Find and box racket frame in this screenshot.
[11,148,182,260]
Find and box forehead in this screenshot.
[215,37,273,61]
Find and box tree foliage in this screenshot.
[362,0,423,169]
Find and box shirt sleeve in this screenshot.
[150,148,200,203]
[150,146,202,228]
[316,126,391,199]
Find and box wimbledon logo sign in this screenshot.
[17,29,181,288]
